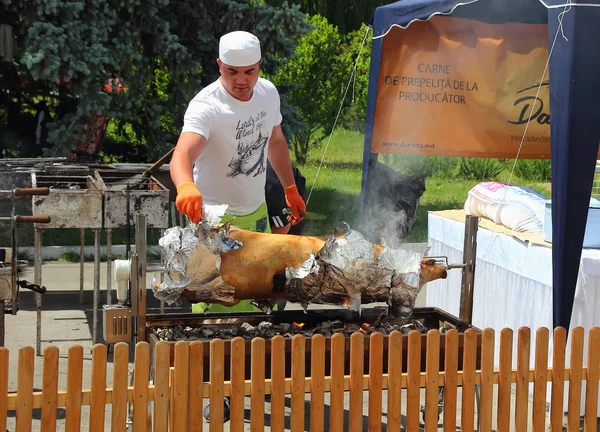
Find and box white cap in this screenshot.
[219,31,262,67]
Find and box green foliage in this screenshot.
[455,158,505,180]
[1,0,311,161]
[270,14,343,163]
[337,24,372,133]
[58,251,83,262]
[422,157,462,178]
[264,0,391,34]
[512,159,552,182]
[378,154,462,179]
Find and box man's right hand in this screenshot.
[175,182,203,223]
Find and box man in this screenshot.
[170,30,306,422]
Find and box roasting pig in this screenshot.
[155,219,447,320]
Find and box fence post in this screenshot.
[250,338,266,431]
[387,330,403,432]
[41,346,59,432]
[533,328,549,431]
[291,334,306,432]
[311,334,326,432]
[550,327,567,432]
[424,329,441,432]
[270,335,286,432]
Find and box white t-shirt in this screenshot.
[181,77,283,215]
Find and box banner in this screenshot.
[370,16,566,158]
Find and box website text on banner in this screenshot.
[370,16,599,159]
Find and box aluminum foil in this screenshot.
[155,210,241,305]
[155,225,199,305]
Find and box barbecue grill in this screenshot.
[104,215,482,373]
[0,159,176,354]
[103,210,484,424]
[145,307,482,379]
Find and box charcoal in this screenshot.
[258,321,273,331]
[278,323,291,333]
[346,324,359,333]
[318,321,332,331]
[201,328,215,338]
[154,315,438,342]
[330,320,344,330]
[241,322,256,332]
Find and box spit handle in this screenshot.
[14,187,50,196]
[14,215,52,224]
[18,280,47,294]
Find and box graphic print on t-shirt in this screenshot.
[227,111,270,178]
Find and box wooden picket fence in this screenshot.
[1,326,599,431]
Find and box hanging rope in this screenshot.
[505,0,572,188]
[475,1,573,261]
[305,25,372,205]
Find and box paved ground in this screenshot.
[1,244,590,430]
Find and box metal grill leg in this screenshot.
[35,228,42,356]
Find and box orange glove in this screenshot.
[284,184,306,225]
[175,182,203,224]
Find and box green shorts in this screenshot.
[192,202,272,314]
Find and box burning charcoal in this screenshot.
[292,322,306,333]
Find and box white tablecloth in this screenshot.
[426,211,600,414]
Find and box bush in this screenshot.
[422,157,462,179]
[58,251,82,262]
[455,158,505,180]
[512,159,551,182]
[378,154,462,179]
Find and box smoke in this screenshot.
[360,159,426,248]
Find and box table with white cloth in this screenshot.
[426,210,600,414]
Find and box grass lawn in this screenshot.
[295,128,551,243]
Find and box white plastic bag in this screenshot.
[464,182,547,234]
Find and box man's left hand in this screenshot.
[284,184,306,225]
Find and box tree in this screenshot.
[264,0,393,34]
[336,23,372,133]
[0,0,310,161]
[270,14,343,163]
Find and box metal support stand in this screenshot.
[35,228,43,356]
[135,215,147,343]
[0,300,4,347]
[159,228,165,315]
[93,229,101,344]
[107,228,112,305]
[79,229,85,304]
[459,215,479,324]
